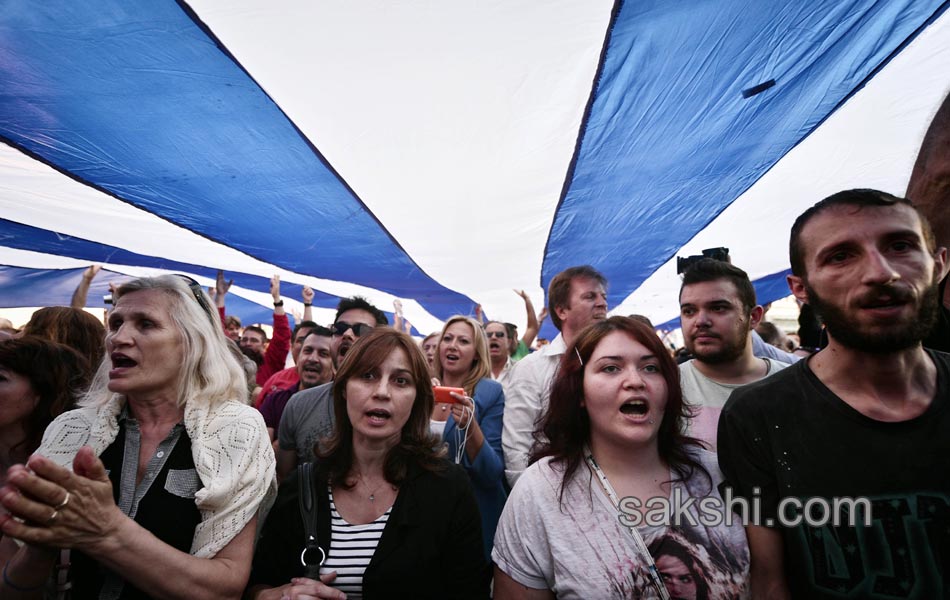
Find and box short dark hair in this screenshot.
[335,296,388,326]
[680,258,757,315]
[292,320,318,342]
[243,325,267,342]
[303,325,333,342]
[547,265,607,331]
[789,189,936,277]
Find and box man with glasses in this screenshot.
[276,296,388,480]
[485,321,518,388]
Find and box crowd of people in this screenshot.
[0,94,947,599]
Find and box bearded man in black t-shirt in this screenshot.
[718,189,950,600]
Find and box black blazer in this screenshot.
[248,458,490,599]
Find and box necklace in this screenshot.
[357,475,396,503]
[369,484,397,502]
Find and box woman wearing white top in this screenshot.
[0,275,274,599]
[493,316,749,600]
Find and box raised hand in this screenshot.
[216,270,233,297]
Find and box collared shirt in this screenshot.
[72,408,200,599]
[501,333,567,487]
[491,356,515,390]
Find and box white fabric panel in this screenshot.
[188,0,614,326]
[614,8,950,325]
[0,144,443,332]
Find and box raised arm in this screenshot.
[259,276,291,384]
[302,286,314,323]
[515,289,543,349]
[393,299,405,332]
[270,275,285,318]
[70,264,101,308]
[215,270,233,310]
[214,270,233,333]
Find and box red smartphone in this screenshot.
[433,386,465,405]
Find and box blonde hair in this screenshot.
[82,275,247,409]
[435,316,490,396]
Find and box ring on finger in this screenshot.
[54,492,70,510]
[46,509,59,525]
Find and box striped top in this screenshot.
[319,487,392,599]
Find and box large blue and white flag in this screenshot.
[2,1,948,334]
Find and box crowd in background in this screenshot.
[0,92,948,599]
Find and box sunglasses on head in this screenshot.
[174,275,217,326]
[332,321,374,337]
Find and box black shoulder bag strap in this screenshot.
[297,462,326,579]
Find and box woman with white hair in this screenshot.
[0,275,276,599]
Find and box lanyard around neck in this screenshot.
[584,448,671,600]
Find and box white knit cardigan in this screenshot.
[36,395,277,558]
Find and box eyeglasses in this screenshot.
[485,331,508,339]
[175,275,217,326]
[332,321,374,337]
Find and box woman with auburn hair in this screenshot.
[0,275,275,599]
[247,328,488,599]
[0,337,88,478]
[0,337,88,564]
[493,316,748,600]
[21,306,105,386]
[432,315,506,560]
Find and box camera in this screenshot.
[103,294,113,305]
[676,247,730,274]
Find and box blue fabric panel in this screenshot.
[0,220,420,331]
[0,1,472,320]
[0,218,337,307]
[0,265,278,326]
[545,0,946,306]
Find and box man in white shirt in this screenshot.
[502,265,608,486]
[678,258,787,449]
